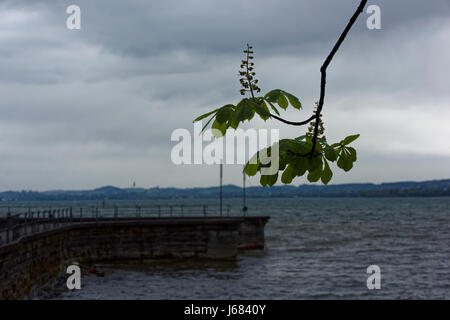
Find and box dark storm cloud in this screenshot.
[0,0,449,190]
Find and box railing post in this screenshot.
[169,205,173,217]
[180,205,184,216]
[37,211,41,233]
[25,212,29,235]
[80,207,83,224]
[158,205,161,217]
[70,207,73,223]
[30,211,34,233]
[203,205,207,217]
[114,205,118,220]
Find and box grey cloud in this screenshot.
[0,0,449,190]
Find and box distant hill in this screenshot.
[0,179,449,201]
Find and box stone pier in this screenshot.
[0,216,269,299]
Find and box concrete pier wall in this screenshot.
[0,216,269,299]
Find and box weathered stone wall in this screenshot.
[0,216,269,300]
[238,217,268,249]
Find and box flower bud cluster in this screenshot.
[239,44,261,96]
[308,101,326,140]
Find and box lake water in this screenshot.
[5,197,450,299]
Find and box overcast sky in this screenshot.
[0,0,449,191]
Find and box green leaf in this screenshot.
[211,119,228,137]
[234,99,254,123]
[281,165,294,184]
[266,173,278,186]
[229,115,240,129]
[330,142,341,148]
[342,134,360,145]
[201,115,215,133]
[279,155,288,171]
[216,105,234,123]
[264,89,282,103]
[288,139,311,154]
[324,147,338,162]
[193,108,219,122]
[244,161,259,176]
[251,100,271,121]
[307,155,322,172]
[277,94,288,110]
[307,167,322,182]
[337,150,353,172]
[283,91,302,109]
[260,174,268,187]
[260,173,278,187]
[347,147,357,162]
[266,101,280,116]
[291,157,308,176]
[321,160,333,184]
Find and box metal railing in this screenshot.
[0,204,238,246]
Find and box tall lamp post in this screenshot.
[219,163,223,216]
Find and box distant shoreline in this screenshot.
[1,179,449,201]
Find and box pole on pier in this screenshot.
[220,163,223,216]
[242,166,248,215]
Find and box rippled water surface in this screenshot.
[29,197,450,299]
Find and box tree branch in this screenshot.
[270,113,316,126]
[310,0,367,155]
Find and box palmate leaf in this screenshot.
[194,89,304,138]
[337,149,354,172]
[243,131,360,186]
[264,89,302,111]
